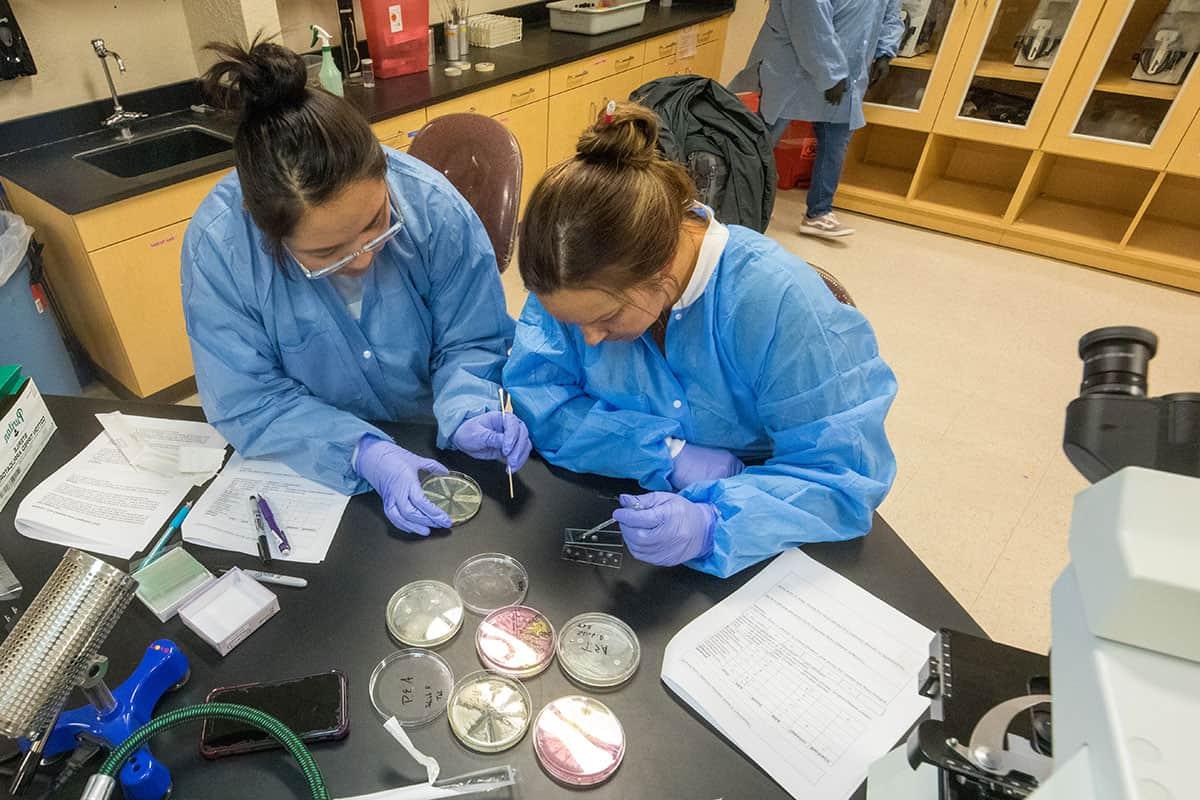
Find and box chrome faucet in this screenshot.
[91,38,146,138]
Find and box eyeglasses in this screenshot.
[286,194,404,280]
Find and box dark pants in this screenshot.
[771,118,853,219]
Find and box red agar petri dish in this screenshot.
[533,695,626,786]
[476,605,556,678]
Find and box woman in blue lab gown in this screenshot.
[182,40,530,535]
[503,103,897,578]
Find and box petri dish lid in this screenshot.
[476,605,556,678]
[454,553,529,615]
[370,648,454,727]
[556,612,640,689]
[387,580,464,647]
[447,670,532,753]
[533,695,626,786]
[421,471,482,526]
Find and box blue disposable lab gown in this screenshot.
[181,149,513,494]
[503,224,897,578]
[730,0,905,129]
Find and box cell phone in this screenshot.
[199,670,349,759]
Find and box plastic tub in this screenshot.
[547,0,650,36]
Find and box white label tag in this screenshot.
[389,4,404,33]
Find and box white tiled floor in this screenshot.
[80,193,1197,655]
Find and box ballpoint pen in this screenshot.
[499,387,514,499]
[255,494,292,556]
[133,500,194,571]
[221,568,307,588]
[248,496,272,566]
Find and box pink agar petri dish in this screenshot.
[475,605,556,678]
[533,695,626,786]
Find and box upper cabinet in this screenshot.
[935,0,1104,147]
[1043,0,1200,169]
[865,0,975,130]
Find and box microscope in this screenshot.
[869,326,1200,800]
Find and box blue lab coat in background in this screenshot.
[730,0,905,129]
[182,149,513,494]
[503,221,898,578]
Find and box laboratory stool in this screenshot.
[408,114,523,272]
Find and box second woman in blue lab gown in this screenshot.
[503,103,898,578]
[181,40,530,535]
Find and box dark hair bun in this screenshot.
[202,37,307,118]
[575,102,660,168]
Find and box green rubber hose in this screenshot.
[97,703,329,800]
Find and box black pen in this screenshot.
[248,496,272,566]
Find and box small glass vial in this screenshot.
[360,58,375,88]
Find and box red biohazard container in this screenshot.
[361,0,430,78]
[736,91,816,190]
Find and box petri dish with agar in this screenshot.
[369,649,454,727]
[533,695,626,786]
[476,605,556,678]
[420,471,482,526]
[556,612,640,689]
[386,580,464,647]
[454,553,529,615]
[447,670,532,753]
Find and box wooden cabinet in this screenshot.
[549,43,644,94]
[370,109,426,144]
[427,73,550,119]
[494,99,549,213]
[547,69,648,165]
[1042,0,1200,170]
[934,0,1104,148]
[1167,109,1200,178]
[865,0,974,131]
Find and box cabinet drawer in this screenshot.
[428,72,550,119]
[697,17,727,46]
[547,70,647,166]
[74,169,227,252]
[549,43,645,94]
[644,28,686,62]
[494,100,549,216]
[88,219,194,396]
[370,109,426,143]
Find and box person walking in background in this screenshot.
[732,0,903,238]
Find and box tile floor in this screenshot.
[83,194,1199,654]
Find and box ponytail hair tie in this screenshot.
[603,99,617,125]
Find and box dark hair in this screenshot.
[202,36,386,261]
[518,101,696,295]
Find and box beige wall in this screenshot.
[0,0,200,121]
[719,0,766,83]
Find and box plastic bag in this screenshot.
[0,211,34,289]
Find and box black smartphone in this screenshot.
[199,670,349,759]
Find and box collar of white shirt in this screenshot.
[673,204,729,312]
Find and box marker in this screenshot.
[248,496,272,566]
[222,568,307,589]
[255,494,292,556]
[134,501,193,571]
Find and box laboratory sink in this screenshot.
[75,126,232,178]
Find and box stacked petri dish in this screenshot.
[447,669,532,753]
[369,649,454,727]
[476,605,556,678]
[386,580,464,648]
[556,612,640,689]
[533,695,626,786]
[454,553,529,615]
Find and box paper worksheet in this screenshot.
[661,549,933,800]
[183,455,350,564]
[96,412,228,483]
[15,433,196,559]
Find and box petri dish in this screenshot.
[533,695,626,786]
[386,580,464,647]
[369,649,454,727]
[476,605,556,678]
[447,670,532,753]
[454,553,529,615]
[556,612,640,689]
[420,471,483,526]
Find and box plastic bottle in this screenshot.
[311,25,344,96]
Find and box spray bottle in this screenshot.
[311,24,344,97]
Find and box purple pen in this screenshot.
[254,494,292,556]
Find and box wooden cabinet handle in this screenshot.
[659,44,676,56]
[511,88,537,99]
[569,69,590,80]
[616,55,635,65]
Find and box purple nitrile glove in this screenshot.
[450,411,532,471]
[612,492,717,567]
[668,443,745,491]
[354,435,453,535]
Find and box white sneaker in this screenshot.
[799,212,855,238]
